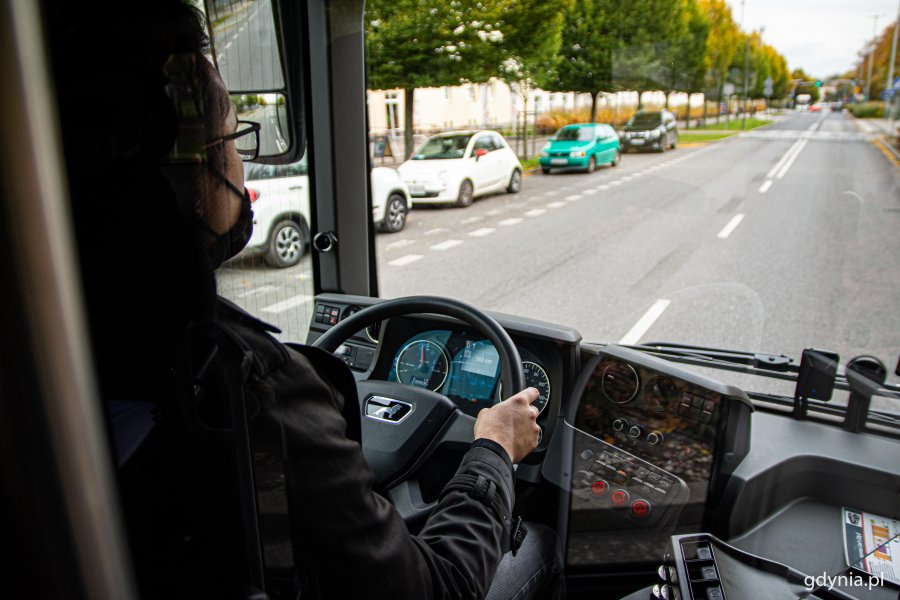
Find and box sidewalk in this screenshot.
[856,118,900,137]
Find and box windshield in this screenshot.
[627,112,663,128]
[412,135,473,159]
[555,127,594,141]
[361,0,900,414]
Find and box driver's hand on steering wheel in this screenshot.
[474,387,541,464]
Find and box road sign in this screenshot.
[882,89,896,99]
[763,77,774,98]
[723,83,735,96]
[373,134,393,158]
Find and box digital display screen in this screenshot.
[446,340,500,416]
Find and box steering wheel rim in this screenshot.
[313,296,526,393]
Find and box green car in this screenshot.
[539,123,621,174]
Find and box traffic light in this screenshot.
[815,80,822,87]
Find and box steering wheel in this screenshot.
[312,296,525,525]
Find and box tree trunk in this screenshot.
[684,93,691,130]
[637,91,644,110]
[403,88,415,159]
[590,92,598,123]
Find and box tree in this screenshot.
[661,0,710,127]
[700,0,739,124]
[495,0,568,149]
[365,0,502,156]
[543,0,616,123]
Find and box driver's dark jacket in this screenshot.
[215,299,517,600]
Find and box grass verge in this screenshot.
[678,132,735,143]
[694,118,770,131]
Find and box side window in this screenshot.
[490,134,505,150]
[473,136,493,152]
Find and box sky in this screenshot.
[733,0,899,78]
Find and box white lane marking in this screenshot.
[547,201,566,209]
[717,213,745,239]
[619,299,671,345]
[758,180,773,194]
[609,180,622,186]
[386,239,415,250]
[597,185,610,191]
[806,122,819,132]
[565,194,582,201]
[430,239,462,251]
[388,254,423,266]
[499,218,523,226]
[224,41,233,50]
[775,139,807,179]
[766,139,803,179]
[525,208,546,217]
[237,284,277,299]
[460,216,483,224]
[622,175,635,181]
[216,53,224,63]
[424,227,448,236]
[261,294,313,315]
[486,209,503,216]
[582,189,598,196]
[468,227,495,237]
[544,191,556,196]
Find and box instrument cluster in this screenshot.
[386,330,552,418]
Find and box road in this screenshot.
[218,111,900,406]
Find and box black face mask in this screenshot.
[202,181,254,269]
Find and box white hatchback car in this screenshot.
[241,157,412,268]
[397,131,522,207]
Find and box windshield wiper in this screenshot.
[625,341,795,373]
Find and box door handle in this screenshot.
[289,185,304,190]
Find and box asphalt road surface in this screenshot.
[217,111,899,408]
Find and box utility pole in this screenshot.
[741,0,750,129]
[866,14,883,100]
[887,0,899,120]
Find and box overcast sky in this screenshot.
[734,0,899,78]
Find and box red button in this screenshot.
[631,499,651,518]
[591,480,608,496]
[610,489,629,507]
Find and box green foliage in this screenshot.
[495,0,568,94]
[846,102,886,119]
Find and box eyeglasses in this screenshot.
[205,120,261,162]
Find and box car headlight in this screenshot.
[650,130,661,139]
[540,151,549,157]
[570,150,586,158]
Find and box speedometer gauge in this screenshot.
[523,361,551,414]
[500,361,551,414]
[395,340,449,391]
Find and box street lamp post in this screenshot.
[741,0,750,129]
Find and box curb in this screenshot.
[873,136,900,167]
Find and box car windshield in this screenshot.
[412,135,473,159]
[627,112,663,128]
[555,127,594,141]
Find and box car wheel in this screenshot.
[380,193,407,233]
[671,135,678,150]
[265,219,304,268]
[541,167,551,174]
[455,179,474,208]
[658,138,666,153]
[506,168,522,193]
[586,155,596,173]
[611,150,621,167]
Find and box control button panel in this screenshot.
[571,432,689,526]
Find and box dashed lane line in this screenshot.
[717,213,745,239]
[468,227,495,237]
[525,208,546,217]
[385,239,415,250]
[758,180,773,194]
[619,299,671,345]
[388,254,423,267]
[499,218,523,226]
[547,201,566,209]
[424,227,449,235]
[261,294,314,315]
[430,239,462,251]
[565,194,582,201]
[460,216,483,224]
